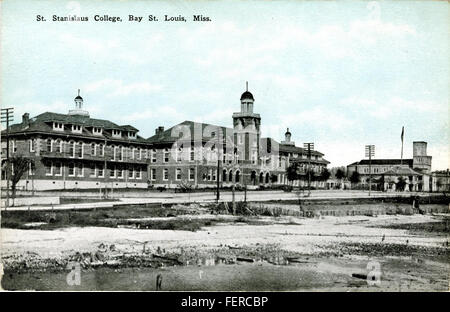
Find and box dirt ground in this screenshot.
[1,207,449,291]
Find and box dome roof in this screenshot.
[75,95,83,100]
[240,91,254,101]
[285,128,291,135]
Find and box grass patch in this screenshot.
[339,242,448,261]
[0,204,202,231]
[374,216,450,235]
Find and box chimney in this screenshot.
[22,113,30,125]
[155,126,164,135]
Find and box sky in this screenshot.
[1,0,448,170]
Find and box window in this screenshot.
[117,167,123,178]
[177,148,182,162]
[46,139,52,152]
[72,125,82,133]
[151,149,157,163]
[135,168,141,179]
[92,127,102,135]
[164,148,169,163]
[98,164,104,177]
[91,143,96,156]
[151,168,156,181]
[11,140,17,153]
[69,141,75,157]
[113,146,118,161]
[76,142,83,158]
[189,168,195,181]
[137,148,141,160]
[45,162,52,176]
[53,122,64,131]
[99,144,104,157]
[54,162,62,176]
[109,165,115,178]
[29,162,36,176]
[118,146,123,161]
[90,164,96,177]
[129,168,134,179]
[77,163,83,177]
[212,169,216,181]
[190,147,195,161]
[208,169,212,181]
[131,148,135,160]
[55,139,62,153]
[252,150,257,165]
[128,131,136,139]
[68,163,75,176]
[112,129,121,137]
[176,168,182,180]
[163,168,169,181]
[29,139,36,152]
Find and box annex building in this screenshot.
[1,87,329,191]
[347,141,433,192]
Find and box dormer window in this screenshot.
[53,122,64,131]
[92,127,103,135]
[128,131,136,139]
[112,129,121,138]
[72,125,82,133]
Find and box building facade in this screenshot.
[347,141,433,192]
[1,87,329,191]
[1,93,149,191]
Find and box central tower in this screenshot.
[232,82,261,165]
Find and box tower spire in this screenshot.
[246,81,248,92]
[78,89,80,96]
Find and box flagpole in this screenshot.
[400,126,404,165]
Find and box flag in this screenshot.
[401,126,404,142]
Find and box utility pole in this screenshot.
[365,145,375,196]
[1,107,14,209]
[303,143,314,197]
[216,127,220,202]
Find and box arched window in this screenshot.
[235,170,240,183]
[223,169,227,182]
[55,139,62,153]
[229,170,233,182]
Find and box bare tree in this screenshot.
[6,156,34,204]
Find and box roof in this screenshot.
[240,91,254,101]
[278,143,324,156]
[382,166,422,176]
[1,112,147,143]
[21,112,126,129]
[348,159,414,166]
[146,120,234,145]
[260,137,329,163]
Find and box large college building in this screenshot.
[1,87,329,191]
